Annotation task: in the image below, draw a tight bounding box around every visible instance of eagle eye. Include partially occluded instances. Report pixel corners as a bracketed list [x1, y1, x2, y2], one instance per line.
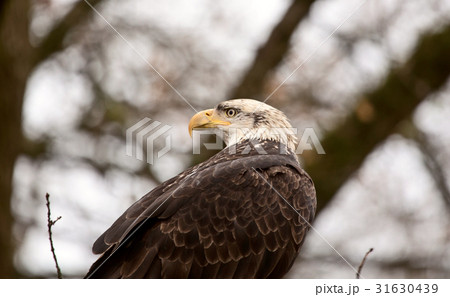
[224, 108, 238, 118]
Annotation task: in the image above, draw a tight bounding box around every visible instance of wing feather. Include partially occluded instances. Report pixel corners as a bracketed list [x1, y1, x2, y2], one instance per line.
[85, 140, 316, 279]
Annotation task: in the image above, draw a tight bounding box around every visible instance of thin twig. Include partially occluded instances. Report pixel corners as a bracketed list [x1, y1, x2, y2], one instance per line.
[356, 248, 374, 279]
[45, 193, 63, 279]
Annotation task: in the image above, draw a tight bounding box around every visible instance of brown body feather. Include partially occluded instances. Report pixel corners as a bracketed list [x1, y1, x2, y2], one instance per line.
[85, 140, 316, 278]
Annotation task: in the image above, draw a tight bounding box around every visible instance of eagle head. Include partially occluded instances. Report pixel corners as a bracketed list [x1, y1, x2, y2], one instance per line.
[189, 99, 298, 152]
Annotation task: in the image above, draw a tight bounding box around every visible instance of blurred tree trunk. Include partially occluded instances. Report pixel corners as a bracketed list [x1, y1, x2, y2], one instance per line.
[0, 0, 103, 277]
[0, 0, 33, 278]
[230, 0, 315, 99]
[303, 26, 450, 212]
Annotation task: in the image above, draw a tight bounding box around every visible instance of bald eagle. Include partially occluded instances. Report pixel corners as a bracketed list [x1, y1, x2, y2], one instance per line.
[85, 99, 316, 278]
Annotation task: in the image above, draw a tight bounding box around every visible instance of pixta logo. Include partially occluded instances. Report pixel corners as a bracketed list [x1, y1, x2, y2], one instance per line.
[126, 118, 172, 164]
[191, 127, 325, 155]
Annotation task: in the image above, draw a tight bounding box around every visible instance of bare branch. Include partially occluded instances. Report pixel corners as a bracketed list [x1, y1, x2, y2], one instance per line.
[45, 193, 63, 279]
[356, 248, 373, 279]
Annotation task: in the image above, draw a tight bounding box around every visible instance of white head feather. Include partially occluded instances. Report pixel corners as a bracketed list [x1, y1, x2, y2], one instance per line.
[213, 99, 298, 152]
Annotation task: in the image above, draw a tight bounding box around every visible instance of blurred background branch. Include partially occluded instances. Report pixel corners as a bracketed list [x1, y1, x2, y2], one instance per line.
[412, 125, 450, 209]
[230, 0, 315, 99]
[305, 26, 450, 212]
[34, 0, 104, 66]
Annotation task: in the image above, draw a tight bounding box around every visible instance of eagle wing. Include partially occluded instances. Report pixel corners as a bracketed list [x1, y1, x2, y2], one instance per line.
[86, 152, 316, 278]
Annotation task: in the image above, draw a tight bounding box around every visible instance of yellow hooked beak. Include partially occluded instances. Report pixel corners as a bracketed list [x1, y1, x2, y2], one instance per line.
[188, 109, 231, 137]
